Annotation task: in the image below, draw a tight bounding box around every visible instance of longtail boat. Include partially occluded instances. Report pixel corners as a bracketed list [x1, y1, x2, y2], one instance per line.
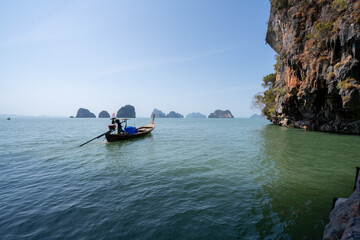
[105, 115, 155, 142]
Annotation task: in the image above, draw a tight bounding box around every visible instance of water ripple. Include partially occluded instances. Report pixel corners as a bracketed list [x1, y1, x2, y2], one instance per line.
[0, 118, 359, 239]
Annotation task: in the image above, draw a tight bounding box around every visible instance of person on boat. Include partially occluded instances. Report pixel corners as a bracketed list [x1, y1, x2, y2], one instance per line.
[108, 123, 115, 132]
[115, 119, 124, 134]
[108, 122, 116, 132]
[108, 115, 117, 132]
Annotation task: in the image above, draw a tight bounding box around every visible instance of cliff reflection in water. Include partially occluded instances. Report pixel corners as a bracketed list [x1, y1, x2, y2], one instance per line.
[237, 124, 359, 239]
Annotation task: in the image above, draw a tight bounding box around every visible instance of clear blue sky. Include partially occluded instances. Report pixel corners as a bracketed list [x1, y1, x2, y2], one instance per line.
[0, 0, 276, 117]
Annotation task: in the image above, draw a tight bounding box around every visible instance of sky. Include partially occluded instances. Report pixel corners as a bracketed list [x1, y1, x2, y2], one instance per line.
[0, 0, 276, 118]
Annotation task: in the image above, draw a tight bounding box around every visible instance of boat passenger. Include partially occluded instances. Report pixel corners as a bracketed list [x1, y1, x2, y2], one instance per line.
[115, 119, 124, 134]
[108, 117, 116, 132]
[108, 124, 116, 132]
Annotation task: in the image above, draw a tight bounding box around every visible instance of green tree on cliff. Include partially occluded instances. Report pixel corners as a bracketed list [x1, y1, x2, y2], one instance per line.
[252, 55, 281, 117]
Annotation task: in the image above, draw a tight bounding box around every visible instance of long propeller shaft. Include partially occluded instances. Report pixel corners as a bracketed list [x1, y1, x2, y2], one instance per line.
[78, 131, 110, 147]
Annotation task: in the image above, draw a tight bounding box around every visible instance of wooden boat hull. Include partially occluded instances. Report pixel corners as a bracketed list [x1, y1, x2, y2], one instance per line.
[105, 129, 153, 142]
[105, 120, 155, 143]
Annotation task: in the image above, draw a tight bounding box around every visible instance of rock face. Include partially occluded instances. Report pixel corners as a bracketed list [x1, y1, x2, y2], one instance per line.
[150, 109, 184, 118]
[76, 108, 96, 118]
[98, 110, 110, 118]
[186, 112, 206, 118]
[167, 111, 184, 118]
[266, 0, 360, 133]
[208, 110, 234, 118]
[117, 105, 136, 118]
[323, 167, 360, 239]
[151, 109, 167, 118]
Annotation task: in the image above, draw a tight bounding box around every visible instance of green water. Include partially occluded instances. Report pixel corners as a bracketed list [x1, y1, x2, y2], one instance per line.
[0, 118, 358, 239]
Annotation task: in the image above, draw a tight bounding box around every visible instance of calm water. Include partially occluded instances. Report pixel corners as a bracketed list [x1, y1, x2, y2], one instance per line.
[0, 118, 359, 239]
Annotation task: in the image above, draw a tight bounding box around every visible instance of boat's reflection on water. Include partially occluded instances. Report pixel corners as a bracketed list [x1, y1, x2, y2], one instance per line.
[104, 133, 154, 150]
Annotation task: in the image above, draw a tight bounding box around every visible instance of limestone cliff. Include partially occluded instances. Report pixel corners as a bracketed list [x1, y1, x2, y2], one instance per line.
[98, 110, 110, 118]
[75, 108, 96, 118]
[117, 105, 136, 118]
[266, 0, 360, 133]
[151, 109, 167, 118]
[150, 109, 184, 118]
[323, 167, 360, 239]
[208, 110, 234, 118]
[186, 112, 207, 118]
[166, 111, 184, 118]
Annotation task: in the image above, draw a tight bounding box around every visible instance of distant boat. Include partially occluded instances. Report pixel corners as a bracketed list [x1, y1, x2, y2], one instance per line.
[105, 115, 155, 142]
[6, 118, 10, 120]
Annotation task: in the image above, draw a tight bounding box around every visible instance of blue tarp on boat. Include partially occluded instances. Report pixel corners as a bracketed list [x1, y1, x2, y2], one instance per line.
[124, 127, 138, 135]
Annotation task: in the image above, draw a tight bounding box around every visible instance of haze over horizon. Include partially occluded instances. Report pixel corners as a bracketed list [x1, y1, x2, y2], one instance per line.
[0, 0, 276, 118]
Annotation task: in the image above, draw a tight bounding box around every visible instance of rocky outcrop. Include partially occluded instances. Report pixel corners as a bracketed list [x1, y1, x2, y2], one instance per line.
[208, 110, 234, 118]
[98, 110, 110, 118]
[151, 109, 167, 118]
[75, 108, 96, 118]
[186, 112, 206, 118]
[266, 0, 360, 133]
[117, 105, 135, 118]
[323, 167, 360, 239]
[150, 109, 185, 118]
[167, 111, 184, 118]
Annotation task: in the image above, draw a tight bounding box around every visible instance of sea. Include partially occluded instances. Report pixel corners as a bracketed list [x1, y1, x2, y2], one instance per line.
[0, 118, 359, 239]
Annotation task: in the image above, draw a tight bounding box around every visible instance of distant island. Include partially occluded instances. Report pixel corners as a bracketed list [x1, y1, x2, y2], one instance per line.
[167, 111, 183, 118]
[98, 110, 110, 118]
[76, 108, 96, 118]
[208, 110, 234, 118]
[117, 105, 136, 118]
[186, 112, 206, 118]
[151, 109, 167, 118]
[150, 109, 183, 118]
